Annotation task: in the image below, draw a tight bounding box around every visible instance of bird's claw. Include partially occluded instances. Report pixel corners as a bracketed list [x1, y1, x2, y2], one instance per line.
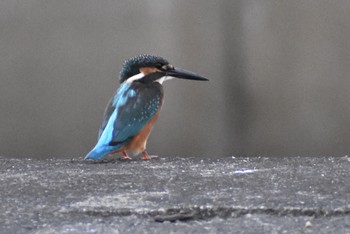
[140, 153, 158, 161]
[121, 156, 132, 160]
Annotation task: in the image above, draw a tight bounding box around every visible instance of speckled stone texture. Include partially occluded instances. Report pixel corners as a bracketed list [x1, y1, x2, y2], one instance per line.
[1, 156, 350, 233]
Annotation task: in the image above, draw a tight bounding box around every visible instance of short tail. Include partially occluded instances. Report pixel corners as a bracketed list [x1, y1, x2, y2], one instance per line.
[84, 144, 121, 160]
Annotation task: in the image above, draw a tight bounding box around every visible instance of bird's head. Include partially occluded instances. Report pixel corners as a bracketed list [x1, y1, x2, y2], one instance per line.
[119, 54, 208, 84]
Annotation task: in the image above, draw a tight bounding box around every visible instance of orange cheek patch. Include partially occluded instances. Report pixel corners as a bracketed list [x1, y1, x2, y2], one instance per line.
[140, 67, 160, 75]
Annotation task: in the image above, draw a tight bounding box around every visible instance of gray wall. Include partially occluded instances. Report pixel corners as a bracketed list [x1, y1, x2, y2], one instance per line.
[1, 0, 350, 159]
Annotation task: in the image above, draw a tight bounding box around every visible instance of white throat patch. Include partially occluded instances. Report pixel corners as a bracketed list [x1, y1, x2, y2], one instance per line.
[156, 76, 174, 84]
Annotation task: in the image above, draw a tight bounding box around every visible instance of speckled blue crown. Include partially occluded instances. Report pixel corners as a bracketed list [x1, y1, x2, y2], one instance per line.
[119, 54, 169, 83]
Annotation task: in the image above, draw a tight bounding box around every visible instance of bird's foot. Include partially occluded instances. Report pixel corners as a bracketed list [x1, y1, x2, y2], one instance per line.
[140, 155, 158, 160]
[121, 151, 132, 160]
[140, 151, 158, 160]
[142, 155, 158, 160]
[121, 156, 132, 160]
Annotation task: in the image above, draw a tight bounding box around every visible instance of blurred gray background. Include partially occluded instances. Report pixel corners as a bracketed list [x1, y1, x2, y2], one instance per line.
[1, 0, 350, 159]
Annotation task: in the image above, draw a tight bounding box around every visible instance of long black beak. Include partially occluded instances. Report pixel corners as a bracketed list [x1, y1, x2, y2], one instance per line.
[166, 67, 209, 81]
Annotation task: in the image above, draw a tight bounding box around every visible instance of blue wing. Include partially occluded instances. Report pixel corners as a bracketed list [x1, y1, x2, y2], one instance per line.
[85, 82, 163, 160]
[97, 96, 115, 139]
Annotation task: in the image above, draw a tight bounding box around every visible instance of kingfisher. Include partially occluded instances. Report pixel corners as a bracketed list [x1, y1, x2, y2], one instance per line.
[85, 54, 208, 161]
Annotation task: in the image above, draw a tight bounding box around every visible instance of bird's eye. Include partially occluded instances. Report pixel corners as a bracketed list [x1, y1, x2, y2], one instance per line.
[161, 64, 174, 71]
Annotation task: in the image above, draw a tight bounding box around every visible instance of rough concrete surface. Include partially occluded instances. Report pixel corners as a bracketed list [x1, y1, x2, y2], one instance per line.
[1, 155, 350, 233]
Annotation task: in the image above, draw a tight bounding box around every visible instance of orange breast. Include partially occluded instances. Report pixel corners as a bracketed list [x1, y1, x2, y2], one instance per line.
[126, 110, 161, 155]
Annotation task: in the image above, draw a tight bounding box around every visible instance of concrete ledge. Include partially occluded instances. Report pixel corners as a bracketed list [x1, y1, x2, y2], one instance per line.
[1, 156, 350, 233]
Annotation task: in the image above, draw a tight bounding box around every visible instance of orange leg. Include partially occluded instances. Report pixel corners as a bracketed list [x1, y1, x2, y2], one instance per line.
[140, 150, 158, 161]
[109, 147, 131, 160]
[121, 151, 132, 160]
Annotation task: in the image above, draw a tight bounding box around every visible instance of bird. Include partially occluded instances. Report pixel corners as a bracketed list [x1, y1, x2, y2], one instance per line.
[85, 54, 208, 161]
